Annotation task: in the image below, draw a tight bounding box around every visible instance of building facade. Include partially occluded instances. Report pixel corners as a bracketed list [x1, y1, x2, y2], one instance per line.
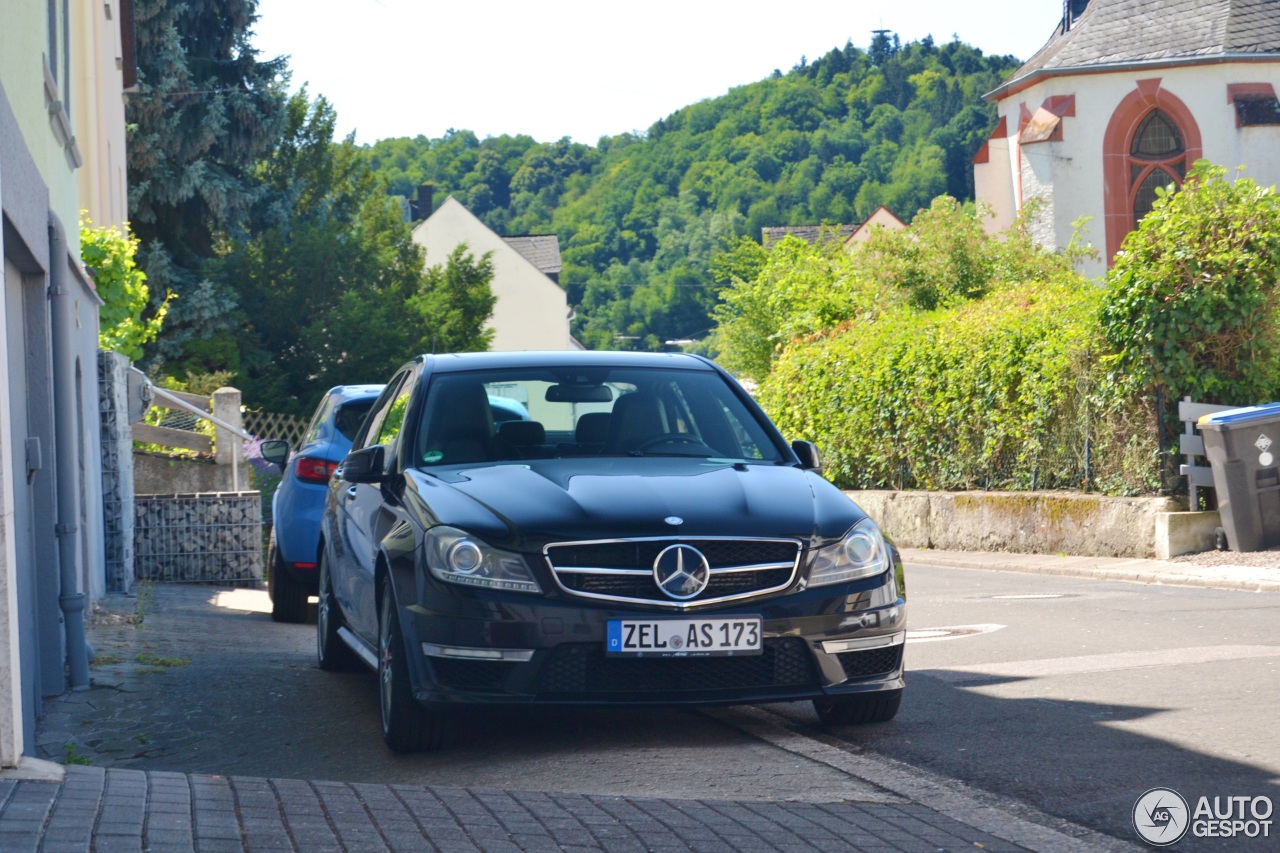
[413, 196, 577, 352]
[974, 0, 1280, 280]
[1, 0, 131, 764]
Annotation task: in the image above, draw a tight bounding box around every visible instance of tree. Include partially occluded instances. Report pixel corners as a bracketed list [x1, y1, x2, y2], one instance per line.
[1099, 161, 1280, 407]
[127, 0, 287, 369]
[363, 34, 1018, 352]
[81, 218, 169, 360]
[410, 245, 497, 355]
[215, 92, 490, 413]
[713, 197, 1085, 381]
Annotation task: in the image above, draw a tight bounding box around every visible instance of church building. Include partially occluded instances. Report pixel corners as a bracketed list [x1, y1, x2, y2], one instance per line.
[974, 0, 1280, 279]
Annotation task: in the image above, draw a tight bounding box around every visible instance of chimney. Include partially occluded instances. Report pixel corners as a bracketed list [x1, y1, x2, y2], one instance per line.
[415, 183, 435, 221]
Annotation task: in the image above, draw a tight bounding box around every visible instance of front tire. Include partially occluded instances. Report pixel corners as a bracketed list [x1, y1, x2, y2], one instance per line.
[814, 690, 902, 726]
[269, 536, 308, 624]
[378, 585, 447, 753]
[316, 552, 359, 672]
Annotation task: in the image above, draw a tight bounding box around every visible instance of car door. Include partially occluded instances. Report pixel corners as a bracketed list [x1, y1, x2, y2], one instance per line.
[334, 368, 417, 645]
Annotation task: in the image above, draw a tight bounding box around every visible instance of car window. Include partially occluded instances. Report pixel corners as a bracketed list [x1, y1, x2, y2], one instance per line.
[359, 373, 410, 451]
[333, 400, 375, 442]
[374, 387, 412, 449]
[302, 394, 335, 447]
[412, 366, 783, 466]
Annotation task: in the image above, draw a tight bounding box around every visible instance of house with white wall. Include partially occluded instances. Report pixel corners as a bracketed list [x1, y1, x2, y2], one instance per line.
[1, 0, 131, 766]
[974, 0, 1280, 280]
[412, 196, 577, 352]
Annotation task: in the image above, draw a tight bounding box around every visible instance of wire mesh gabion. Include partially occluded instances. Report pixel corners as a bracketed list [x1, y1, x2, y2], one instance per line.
[134, 492, 264, 585]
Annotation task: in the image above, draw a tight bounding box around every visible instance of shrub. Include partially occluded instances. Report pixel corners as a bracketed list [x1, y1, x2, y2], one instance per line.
[80, 218, 169, 360]
[1100, 161, 1280, 407]
[758, 278, 1117, 491]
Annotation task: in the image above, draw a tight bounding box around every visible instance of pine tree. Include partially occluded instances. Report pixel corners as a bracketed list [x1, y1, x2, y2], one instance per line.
[127, 0, 287, 369]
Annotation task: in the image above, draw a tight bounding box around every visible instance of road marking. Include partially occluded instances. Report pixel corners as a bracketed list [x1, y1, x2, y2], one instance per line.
[990, 593, 1071, 600]
[704, 705, 1132, 853]
[907, 623, 1006, 643]
[918, 644, 1280, 684]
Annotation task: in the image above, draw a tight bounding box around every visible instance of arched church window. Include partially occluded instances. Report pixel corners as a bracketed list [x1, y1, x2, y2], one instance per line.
[1129, 110, 1186, 223]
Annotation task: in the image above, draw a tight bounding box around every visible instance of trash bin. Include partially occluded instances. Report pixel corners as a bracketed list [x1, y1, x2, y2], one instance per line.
[1198, 403, 1280, 551]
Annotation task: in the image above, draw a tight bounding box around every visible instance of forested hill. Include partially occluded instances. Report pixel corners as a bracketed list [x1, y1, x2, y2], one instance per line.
[367, 34, 1021, 350]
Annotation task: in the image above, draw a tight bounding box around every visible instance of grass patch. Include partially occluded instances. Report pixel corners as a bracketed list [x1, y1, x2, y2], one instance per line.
[134, 581, 155, 625]
[63, 743, 92, 766]
[91, 653, 123, 667]
[135, 652, 189, 668]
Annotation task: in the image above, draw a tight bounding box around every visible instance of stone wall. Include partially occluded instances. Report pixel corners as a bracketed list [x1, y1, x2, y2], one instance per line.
[846, 490, 1184, 559]
[133, 453, 235, 495]
[134, 493, 263, 584]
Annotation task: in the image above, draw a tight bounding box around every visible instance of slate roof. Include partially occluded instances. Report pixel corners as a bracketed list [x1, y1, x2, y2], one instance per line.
[502, 235, 562, 276]
[994, 0, 1280, 97]
[761, 224, 857, 247]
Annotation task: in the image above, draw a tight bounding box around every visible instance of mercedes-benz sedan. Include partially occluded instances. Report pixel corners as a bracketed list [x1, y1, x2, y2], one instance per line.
[318, 351, 906, 752]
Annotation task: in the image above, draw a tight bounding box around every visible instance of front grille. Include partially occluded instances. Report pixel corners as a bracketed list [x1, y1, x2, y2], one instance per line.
[430, 659, 518, 690]
[835, 645, 903, 680]
[537, 637, 818, 696]
[545, 537, 801, 608]
[559, 568, 794, 599]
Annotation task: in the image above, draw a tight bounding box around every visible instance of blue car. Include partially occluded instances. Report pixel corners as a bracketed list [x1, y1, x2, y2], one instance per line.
[264, 386, 529, 622]
[268, 385, 384, 622]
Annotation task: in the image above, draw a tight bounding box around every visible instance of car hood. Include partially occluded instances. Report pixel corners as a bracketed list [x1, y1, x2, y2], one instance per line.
[403, 458, 865, 549]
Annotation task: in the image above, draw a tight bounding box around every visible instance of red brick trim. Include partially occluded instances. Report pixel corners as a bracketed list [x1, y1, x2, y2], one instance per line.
[1044, 94, 1077, 117]
[1102, 80, 1203, 264]
[972, 116, 1007, 165]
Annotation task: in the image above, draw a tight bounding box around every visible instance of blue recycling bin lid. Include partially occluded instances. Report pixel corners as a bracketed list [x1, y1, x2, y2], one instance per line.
[1198, 402, 1280, 429]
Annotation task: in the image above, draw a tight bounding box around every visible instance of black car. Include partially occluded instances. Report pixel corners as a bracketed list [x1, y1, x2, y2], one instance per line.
[318, 351, 906, 752]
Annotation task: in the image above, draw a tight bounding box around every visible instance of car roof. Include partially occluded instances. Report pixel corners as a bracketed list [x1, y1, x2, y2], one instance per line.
[419, 351, 716, 374]
[326, 384, 385, 404]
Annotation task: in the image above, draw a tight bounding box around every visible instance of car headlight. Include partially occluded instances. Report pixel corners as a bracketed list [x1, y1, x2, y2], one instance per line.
[808, 518, 890, 587]
[424, 526, 542, 593]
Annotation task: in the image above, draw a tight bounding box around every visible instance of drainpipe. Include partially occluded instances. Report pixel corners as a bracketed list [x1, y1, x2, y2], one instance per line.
[47, 214, 90, 691]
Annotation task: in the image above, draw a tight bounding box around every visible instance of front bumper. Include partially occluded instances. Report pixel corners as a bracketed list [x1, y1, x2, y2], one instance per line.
[399, 573, 905, 707]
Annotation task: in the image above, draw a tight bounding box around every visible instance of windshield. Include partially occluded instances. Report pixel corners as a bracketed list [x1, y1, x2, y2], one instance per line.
[412, 366, 784, 468]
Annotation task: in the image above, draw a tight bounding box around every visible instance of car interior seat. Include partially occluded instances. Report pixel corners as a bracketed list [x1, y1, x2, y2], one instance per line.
[422, 381, 495, 464]
[497, 420, 547, 459]
[605, 392, 669, 452]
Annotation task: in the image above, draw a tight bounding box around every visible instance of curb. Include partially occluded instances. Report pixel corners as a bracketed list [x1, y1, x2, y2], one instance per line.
[899, 548, 1280, 594]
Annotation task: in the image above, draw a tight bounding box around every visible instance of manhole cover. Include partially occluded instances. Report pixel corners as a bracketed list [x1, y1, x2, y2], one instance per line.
[906, 623, 1006, 643]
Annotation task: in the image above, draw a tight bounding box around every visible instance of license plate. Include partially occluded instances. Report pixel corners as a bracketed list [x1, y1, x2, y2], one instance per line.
[606, 617, 762, 657]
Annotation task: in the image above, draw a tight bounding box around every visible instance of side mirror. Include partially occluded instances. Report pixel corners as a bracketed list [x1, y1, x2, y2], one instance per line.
[341, 445, 387, 484]
[791, 440, 822, 473]
[260, 439, 290, 468]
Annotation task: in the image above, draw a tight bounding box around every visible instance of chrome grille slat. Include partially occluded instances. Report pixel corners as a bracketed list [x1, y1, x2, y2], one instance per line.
[544, 536, 802, 610]
[708, 562, 794, 574]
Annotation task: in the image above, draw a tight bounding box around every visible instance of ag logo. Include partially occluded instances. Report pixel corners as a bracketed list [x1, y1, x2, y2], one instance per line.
[1133, 787, 1190, 846]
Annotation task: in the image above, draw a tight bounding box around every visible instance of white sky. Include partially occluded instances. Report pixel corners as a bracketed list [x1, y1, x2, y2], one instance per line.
[251, 0, 1067, 145]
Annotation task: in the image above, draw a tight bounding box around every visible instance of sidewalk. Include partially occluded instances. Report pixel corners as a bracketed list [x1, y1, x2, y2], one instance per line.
[0, 762, 1116, 853]
[4, 547, 1249, 852]
[900, 546, 1280, 593]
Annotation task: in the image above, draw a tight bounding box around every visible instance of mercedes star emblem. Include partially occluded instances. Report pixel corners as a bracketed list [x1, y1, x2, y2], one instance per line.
[653, 544, 711, 600]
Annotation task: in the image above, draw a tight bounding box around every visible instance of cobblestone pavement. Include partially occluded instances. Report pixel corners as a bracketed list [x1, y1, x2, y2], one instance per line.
[9, 556, 1166, 852]
[0, 765, 1044, 853]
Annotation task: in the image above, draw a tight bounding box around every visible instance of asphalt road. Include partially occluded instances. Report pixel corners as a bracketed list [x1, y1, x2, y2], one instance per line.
[815, 563, 1280, 851]
[38, 561, 1280, 851]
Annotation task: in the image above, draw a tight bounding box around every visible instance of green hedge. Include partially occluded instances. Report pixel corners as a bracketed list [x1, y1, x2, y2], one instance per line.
[758, 278, 1116, 491]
